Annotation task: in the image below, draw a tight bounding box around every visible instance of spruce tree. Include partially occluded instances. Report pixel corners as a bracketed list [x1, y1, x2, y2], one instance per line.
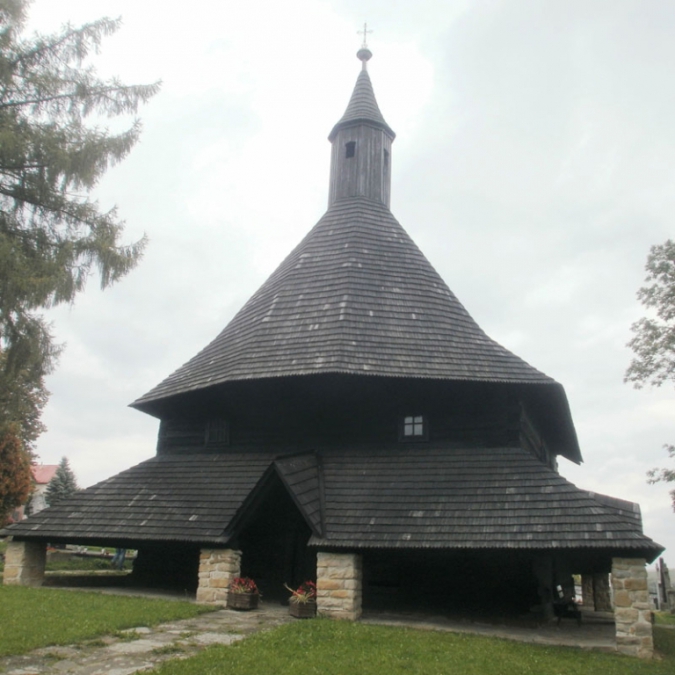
[45, 456, 78, 506]
[0, 1, 159, 432]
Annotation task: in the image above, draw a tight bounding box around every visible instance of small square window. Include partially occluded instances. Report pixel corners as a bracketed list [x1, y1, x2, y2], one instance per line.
[205, 418, 229, 446]
[400, 415, 428, 441]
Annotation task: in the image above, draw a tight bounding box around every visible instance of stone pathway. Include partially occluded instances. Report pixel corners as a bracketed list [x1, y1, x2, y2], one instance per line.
[0, 604, 292, 675]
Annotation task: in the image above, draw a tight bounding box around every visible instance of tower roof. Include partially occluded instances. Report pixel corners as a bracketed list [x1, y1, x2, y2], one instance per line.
[134, 197, 555, 406]
[329, 67, 395, 141]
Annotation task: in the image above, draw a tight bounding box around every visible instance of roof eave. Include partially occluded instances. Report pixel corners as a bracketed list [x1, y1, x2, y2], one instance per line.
[131, 370, 561, 411]
[307, 539, 665, 562]
[328, 117, 396, 142]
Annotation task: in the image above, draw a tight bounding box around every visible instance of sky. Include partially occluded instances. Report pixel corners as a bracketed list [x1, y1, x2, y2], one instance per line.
[21, 0, 675, 561]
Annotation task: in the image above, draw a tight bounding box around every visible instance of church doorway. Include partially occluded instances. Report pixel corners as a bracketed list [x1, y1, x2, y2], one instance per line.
[236, 478, 315, 602]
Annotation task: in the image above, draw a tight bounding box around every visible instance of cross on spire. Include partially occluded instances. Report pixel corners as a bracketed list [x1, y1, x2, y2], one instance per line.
[357, 23, 372, 49]
[356, 23, 373, 70]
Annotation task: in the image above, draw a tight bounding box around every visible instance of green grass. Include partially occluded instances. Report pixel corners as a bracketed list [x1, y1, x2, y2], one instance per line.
[153, 644, 189, 656]
[656, 627, 675, 654]
[147, 620, 675, 675]
[45, 555, 132, 572]
[0, 585, 215, 657]
[0, 539, 6, 574]
[112, 629, 144, 641]
[654, 611, 675, 626]
[0, 541, 132, 576]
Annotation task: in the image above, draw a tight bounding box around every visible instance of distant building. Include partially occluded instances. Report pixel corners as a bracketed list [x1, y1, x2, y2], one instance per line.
[7, 464, 57, 523]
[27, 465, 58, 516]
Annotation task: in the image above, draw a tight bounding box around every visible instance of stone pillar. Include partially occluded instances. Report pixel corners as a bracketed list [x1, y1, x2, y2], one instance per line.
[317, 551, 362, 621]
[3, 540, 46, 586]
[581, 575, 595, 608]
[611, 558, 653, 659]
[593, 572, 613, 612]
[196, 548, 241, 604]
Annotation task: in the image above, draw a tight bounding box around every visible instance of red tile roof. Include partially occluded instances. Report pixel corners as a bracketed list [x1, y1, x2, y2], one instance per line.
[32, 464, 57, 485]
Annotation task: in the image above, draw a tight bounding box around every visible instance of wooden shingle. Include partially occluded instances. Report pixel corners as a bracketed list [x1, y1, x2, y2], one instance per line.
[4, 445, 661, 560]
[328, 68, 395, 141]
[134, 198, 558, 407]
[3, 454, 274, 545]
[311, 444, 661, 556]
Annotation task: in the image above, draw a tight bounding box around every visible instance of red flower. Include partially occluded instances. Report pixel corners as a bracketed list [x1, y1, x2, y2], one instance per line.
[285, 580, 317, 603]
[229, 577, 258, 594]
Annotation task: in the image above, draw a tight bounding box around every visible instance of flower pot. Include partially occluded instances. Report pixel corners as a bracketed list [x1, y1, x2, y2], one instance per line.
[227, 592, 259, 611]
[289, 601, 317, 619]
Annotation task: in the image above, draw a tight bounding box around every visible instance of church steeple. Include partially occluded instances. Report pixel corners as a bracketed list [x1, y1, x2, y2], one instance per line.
[328, 47, 396, 207]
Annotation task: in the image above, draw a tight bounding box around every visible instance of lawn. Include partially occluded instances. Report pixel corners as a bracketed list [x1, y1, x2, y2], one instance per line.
[45, 553, 132, 572]
[0, 585, 215, 656]
[0, 541, 132, 574]
[654, 611, 675, 626]
[147, 620, 675, 675]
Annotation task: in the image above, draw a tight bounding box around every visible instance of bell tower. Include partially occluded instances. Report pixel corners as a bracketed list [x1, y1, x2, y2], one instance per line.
[327, 45, 396, 208]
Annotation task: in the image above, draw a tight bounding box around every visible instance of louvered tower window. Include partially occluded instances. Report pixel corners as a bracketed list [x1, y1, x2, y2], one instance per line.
[345, 141, 356, 158]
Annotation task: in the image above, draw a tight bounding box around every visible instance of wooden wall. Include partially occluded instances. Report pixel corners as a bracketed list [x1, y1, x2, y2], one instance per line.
[328, 124, 392, 207]
[155, 375, 552, 464]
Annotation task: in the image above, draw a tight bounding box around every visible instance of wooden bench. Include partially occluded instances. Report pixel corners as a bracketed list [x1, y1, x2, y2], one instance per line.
[553, 599, 582, 626]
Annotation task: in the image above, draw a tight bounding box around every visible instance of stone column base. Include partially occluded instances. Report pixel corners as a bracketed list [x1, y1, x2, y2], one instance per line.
[196, 548, 241, 604]
[3, 540, 46, 586]
[612, 557, 653, 659]
[317, 551, 362, 621]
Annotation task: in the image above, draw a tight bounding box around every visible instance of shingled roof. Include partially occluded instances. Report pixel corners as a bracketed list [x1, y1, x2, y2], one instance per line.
[312, 445, 661, 554]
[134, 197, 556, 408]
[274, 453, 324, 536]
[328, 68, 395, 141]
[3, 447, 662, 561]
[2, 454, 275, 545]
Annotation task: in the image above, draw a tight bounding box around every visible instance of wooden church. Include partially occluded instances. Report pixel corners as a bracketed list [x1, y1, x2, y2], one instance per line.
[3, 45, 662, 654]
